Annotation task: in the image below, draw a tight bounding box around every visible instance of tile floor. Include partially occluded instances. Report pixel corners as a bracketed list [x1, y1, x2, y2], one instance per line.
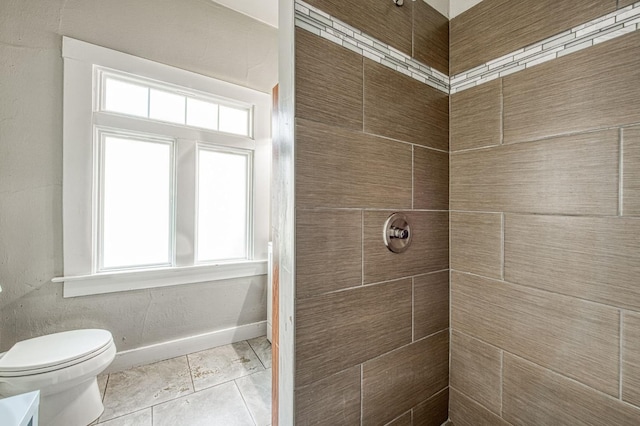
[93, 336, 272, 426]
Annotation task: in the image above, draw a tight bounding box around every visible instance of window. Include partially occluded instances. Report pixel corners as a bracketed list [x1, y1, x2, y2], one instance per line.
[57, 37, 271, 297]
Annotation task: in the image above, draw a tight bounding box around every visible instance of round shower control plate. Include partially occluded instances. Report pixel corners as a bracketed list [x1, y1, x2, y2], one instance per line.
[383, 213, 412, 254]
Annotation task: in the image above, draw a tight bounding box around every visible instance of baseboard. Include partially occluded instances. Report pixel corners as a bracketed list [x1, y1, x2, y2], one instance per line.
[106, 321, 267, 373]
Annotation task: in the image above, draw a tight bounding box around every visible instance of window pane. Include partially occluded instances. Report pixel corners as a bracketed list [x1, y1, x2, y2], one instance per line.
[104, 78, 149, 117]
[101, 136, 172, 269]
[149, 89, 186, 124]
[186, 98, 218, 130]
[197, 149, 248, 262]
[219, 105, 249, 136]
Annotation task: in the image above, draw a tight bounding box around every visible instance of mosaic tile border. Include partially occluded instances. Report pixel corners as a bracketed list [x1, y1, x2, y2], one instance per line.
[294, 0, 640, 95]
[450, 1, 640, 93]
[294, 0, 450, 94]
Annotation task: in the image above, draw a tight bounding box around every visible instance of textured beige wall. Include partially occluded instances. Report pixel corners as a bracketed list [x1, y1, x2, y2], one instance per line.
[0, 0, 277, 352]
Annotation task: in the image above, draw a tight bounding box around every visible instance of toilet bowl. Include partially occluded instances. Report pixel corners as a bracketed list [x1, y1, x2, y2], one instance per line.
[0, 329, 116, 426]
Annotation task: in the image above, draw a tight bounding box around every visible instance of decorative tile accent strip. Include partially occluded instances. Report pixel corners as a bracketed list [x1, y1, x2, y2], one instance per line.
[294, 0, 640, 95]
[450, 1, 640, 93]
[294, 0, 450, 94]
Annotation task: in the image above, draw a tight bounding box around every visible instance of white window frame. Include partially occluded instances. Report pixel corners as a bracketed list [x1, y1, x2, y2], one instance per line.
[56, 37, 271, 297]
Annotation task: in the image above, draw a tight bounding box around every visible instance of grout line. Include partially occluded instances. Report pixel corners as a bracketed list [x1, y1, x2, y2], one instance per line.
[451, 386, 517, 426]
[360, 364, 364, 426]
[298, 268, 451, 301]
[383, 409, 413, 426]
[619, 127, 624, 216]
[361, 328, 449, 366]
[361, 210, 365, 286]
[99, 407, 152, 425]
[410, 0, 414, 59]
[411, 145, 415, 209]
[360, 130, 450, 153]
[297, 207, 450, 213]
[620, 310, 624, 400]
[501, 212, 505, 280]
[449, 209, 640, 219]
[500, 79, 504, 145]
[451, 269, 640, 312]
[362, 54, 365, 132]
[412, 277, 415, 342]
[247, 338, 268, 370]
[102, 374, 110, 403]
[448, 270, 452, 386]
[453, 328, 504, 353]
[507, 352, 640, 412]
[234, 379, 259, 426]
[500, 350, 504, 417]
[185, 352, 196, 392]
[451, 122, 636, 155]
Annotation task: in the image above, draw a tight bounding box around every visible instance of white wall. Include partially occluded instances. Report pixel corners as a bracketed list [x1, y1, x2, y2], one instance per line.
[0, 0, 277, 352]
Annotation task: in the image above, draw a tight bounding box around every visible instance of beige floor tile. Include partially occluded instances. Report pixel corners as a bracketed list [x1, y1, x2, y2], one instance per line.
[248, 336, 272, 369]
[235, 369, 272, 426]
[100, 356, 193, 422]
[153, 381, 254, 426]
[97, 408, 151, 426]
[188, 341, 264, 391]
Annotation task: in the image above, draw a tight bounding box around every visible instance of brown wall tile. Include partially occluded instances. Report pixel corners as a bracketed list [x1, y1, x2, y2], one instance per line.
[449, 388, 510, 426]
[304, 0, 413, 56]
[450, 130, 619, 215]
[364, 59, 449, 150]
[414, 146, 449, 210]
[450, 0, 616, 75]
[362, 331, 449, 426]
[295, 28, 363, 130]
[296, 279, 412, 387]
[503, 354, 640, 425]
[450, 212, 502, 279]
[623, 312, 640, 407]
[450, 79, 502, 152]
[413, 271, 449, 340]
[295, 366, 361, 425]
[363, 211, 448, 284]
[386, 412, 412, 426]
[624, 126, 640, 215]
[413, 0, 449, 75]
[450, 331, 502, 415]
[505, 214, 640, 311]
[451, 271, 620, 396]
[296, 119, 412, 209]
[620, 0, 636, 7]
[503, 31, 640, 143]
[413, 388, 449, 426]
[296, 209, 362, 299]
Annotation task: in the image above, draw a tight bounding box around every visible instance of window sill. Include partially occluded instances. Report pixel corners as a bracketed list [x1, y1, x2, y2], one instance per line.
[52, 260, 268, 298]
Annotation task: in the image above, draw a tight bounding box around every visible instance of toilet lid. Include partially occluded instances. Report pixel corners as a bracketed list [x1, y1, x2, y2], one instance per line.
[0, 329, 113, 374]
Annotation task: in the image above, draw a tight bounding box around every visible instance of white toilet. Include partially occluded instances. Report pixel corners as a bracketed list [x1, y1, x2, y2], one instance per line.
[0, 329, 116, 426]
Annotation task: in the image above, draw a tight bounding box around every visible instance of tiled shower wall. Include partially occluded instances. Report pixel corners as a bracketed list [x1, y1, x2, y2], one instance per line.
[292, 0, 450, 424]
[449, 0, 640, 424]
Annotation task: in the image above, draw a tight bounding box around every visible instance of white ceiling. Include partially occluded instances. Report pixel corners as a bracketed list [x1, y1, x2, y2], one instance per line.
[424, 0, 484, 19]
[211, 0, 278, 28]
[210, 0, 483, 29]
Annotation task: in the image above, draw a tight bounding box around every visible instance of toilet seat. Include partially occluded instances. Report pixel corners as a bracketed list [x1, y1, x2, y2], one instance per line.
[0, 329, 114, 377]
